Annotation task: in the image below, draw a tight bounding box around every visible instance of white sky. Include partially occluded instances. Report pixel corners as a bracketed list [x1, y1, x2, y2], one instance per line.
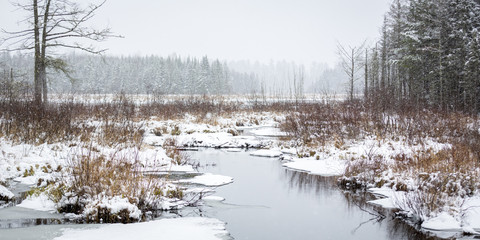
[0, 0, 391, 66]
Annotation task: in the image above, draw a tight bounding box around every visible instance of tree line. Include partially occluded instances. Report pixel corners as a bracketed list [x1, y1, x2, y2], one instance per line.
[364, 0, 480, 113]
[0, 53, 257, 97]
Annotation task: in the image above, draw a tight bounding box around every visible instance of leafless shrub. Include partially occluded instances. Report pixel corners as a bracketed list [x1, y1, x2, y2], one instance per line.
[55, 145, 168, 222]
[163, 138, 191, 165]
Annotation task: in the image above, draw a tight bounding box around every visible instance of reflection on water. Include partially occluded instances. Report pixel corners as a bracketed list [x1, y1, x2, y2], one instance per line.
[188, 148, 446, 240]
[0, 218, 65, 229]
[283, 169, 337, 195]
[285, 167, 445, 240]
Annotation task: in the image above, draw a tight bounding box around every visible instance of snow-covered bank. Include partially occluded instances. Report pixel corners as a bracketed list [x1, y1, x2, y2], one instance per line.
[3, 99, 475, 239]
[179, 173, 234, 187]
[53, 217, 229, 240]
[368, 187, 480, 234]
[283, 157, 346, 176]
[0, 185, 14, 202]
[250, 149, 283, 158]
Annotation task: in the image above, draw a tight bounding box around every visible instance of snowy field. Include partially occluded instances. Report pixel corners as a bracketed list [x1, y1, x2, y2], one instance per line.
[47, 93, 347, 105]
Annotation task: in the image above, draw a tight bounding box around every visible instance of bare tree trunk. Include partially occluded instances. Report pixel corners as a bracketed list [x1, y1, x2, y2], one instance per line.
[33, 0, 42, 106]
[364, 48, 368, 99]
[41, 0, 51, 104]
[350, 48, 355, 101]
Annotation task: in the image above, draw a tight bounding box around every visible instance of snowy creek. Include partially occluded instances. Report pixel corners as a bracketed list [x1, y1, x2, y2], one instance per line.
[181, 148, 441, 240]
[0, 146, 443, 239]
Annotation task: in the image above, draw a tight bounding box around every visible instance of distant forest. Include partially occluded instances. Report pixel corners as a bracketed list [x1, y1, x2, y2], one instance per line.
[1, 54, 248, 95]
[0, 53, 349, 97]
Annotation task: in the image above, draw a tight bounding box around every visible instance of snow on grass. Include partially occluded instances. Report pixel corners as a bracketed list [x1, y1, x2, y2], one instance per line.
[53, 217, 229, 240]
[83, 196, 142, 220]
[143, 112, 283, 149]
[180, 173, 233, 187]
[177, 132, 264, 148]
[250, 149, 283, 158]
[0, 140, 64, 185]
[367, 188, 480, 234]
[250, 127, 287, 137]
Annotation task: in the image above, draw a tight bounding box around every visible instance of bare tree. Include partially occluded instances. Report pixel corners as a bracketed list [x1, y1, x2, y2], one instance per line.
[364, 48, 368, 99]
[337, 41, 366, 101]
[1, 0, 117, 106]
[293, 65, 305, 105]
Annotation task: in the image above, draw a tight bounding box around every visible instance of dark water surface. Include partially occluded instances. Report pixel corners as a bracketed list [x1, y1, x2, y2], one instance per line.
[187, 148, 440, 240]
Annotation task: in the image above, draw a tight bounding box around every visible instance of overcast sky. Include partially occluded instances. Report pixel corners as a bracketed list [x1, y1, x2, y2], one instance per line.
[0, 0, 391, 66]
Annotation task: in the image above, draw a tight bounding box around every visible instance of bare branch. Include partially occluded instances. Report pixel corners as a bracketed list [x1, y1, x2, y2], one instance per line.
[46, 42, 107, 54]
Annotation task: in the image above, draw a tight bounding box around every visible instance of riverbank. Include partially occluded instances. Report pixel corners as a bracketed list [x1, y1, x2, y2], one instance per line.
[0, 99, 285, 239]
[1, 98, 479, 238]
[278, 101, 480, 237]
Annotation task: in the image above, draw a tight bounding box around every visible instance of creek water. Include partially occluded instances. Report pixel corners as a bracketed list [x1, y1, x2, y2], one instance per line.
[185, 148, 439, 240]
[0, 148, 442, 240]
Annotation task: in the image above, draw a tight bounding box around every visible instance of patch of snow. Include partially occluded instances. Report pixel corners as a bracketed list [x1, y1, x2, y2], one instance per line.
[369, 188, 396, 198]
[180, 173, 233, 187]
[0, 185, 14, 200]
[461, 196, 480, 231]
[283, 158, 346, 176]
[84, 196, 142, 220]
[53, 217, 229, 240]
[367, 188, 398, 209]
[158, 164, 196, 173]
[203, 196, 225, 202]
[250, 149, 282, 158]
[368, 198, 397, 209]
[422, 212, 461, 231]
[280, 148, 297, 155]
[226, 148, 242, 152]
[17, 193, 56, 212]
[184, 188, 215, 194]
[250, 127, 287, 137]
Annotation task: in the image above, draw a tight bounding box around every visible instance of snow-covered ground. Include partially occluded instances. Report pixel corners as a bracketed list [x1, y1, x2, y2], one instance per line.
[278, 134, 480, 237]
[368, 187, 480, 235]
[53, 217, 229, 240]
[0, 111, 282, 238]
[1, 108, 477, 238]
